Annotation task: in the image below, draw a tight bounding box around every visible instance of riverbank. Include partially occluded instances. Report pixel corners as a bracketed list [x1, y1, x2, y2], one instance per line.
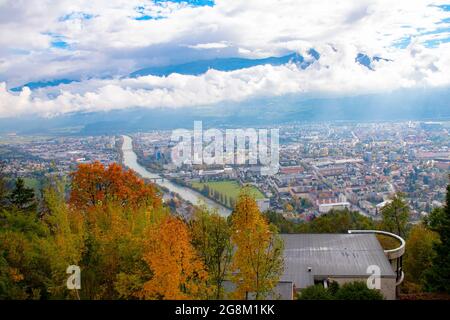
[120, 135, 231, 216]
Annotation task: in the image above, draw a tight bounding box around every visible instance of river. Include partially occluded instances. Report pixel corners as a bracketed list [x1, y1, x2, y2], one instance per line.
[121, 135, 231, 216]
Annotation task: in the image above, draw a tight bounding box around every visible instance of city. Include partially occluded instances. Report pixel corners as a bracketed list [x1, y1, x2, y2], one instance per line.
[1, 120, 448, 224]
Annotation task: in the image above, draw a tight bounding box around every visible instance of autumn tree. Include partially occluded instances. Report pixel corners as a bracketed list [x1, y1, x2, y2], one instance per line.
[39, 180, 85, 299]
[1, 163, 211, 300]
[230, 189, 284, 300]
[0, 229, 41, 299]
[0, 204, 49, 299]
[140, 215, 208, 300]
[403, 224, 439, 291]
[68, 162, 165, 299]
[70, 161, 161, 212]
[189, 206, 233, 299]
[65, 161, 162, 298]
[380, 192, 410, 237]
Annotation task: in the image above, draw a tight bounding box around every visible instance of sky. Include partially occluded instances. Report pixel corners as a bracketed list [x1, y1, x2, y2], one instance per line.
[0, 0, 449, 118]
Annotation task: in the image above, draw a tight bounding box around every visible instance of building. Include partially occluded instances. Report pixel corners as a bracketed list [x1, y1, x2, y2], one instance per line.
[318, 201, 351, 213]
[256, 198, 270, 212]
[280, 232, 404, 300]
[317, 193, 350, 213]
[318, 165, 346, 176]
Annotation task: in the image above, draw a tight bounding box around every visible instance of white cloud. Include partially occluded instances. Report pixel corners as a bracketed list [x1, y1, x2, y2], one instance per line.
[1, 41, 450, 118]
[188, 42, 229, 49]
[0, 0, 449, 117]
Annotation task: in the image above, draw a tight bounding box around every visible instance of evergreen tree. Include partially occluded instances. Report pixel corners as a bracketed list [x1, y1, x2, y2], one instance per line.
[425, 180, 450, 293]
[9, 178, 36, 212]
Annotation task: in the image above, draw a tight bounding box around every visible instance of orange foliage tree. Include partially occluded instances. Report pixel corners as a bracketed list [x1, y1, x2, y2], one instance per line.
[81, 204, 166, 299]
[68, 161, 166, 298]
[69, 161, 161, 211]
[140, 215, 209, 300]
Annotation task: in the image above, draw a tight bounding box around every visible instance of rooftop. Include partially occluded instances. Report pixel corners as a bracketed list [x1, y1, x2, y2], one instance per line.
[281, 233, 396, 288]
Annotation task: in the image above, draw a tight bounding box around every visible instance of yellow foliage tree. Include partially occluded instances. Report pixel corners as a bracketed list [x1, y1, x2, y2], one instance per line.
[403, 224, 440, 291]
[230, 189, 284, 299]
[40, 181, 85, 299]
[81, 204, 168, 299]
[189, 205, 233, 299]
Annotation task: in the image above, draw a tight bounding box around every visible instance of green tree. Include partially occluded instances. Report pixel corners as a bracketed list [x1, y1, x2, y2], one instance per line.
[380, 193, 409, 237]
[424, 207, 446, 232]
[297, 284, 333, 300]
[0, 206, 50, 299]
[334, 281, 384, 300]
[264, 211, 302, 233]
[425, 180, 450, 293]
[9, 178, 36, 212]
[298, 281, 383, 300]
[303, 209, 375, 233]
[403, 224, 439, 290]
[189, 206, 233, 299]
[0, 162, 8, 210]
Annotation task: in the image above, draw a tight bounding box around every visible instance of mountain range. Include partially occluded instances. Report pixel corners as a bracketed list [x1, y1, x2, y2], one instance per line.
[11, 49, 386, 92]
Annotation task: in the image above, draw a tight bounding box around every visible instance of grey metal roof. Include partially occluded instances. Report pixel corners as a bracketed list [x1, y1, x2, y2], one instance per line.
[281, 234, 396, 288]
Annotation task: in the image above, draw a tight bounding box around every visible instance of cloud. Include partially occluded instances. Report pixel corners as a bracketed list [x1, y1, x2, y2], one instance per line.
[1, 41, 450, 118]
[188, 42, 229, 49]
[0, 0, 449, 117]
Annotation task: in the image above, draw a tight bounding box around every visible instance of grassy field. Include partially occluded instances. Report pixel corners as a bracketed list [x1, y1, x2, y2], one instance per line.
[191, 180, 265, 208]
